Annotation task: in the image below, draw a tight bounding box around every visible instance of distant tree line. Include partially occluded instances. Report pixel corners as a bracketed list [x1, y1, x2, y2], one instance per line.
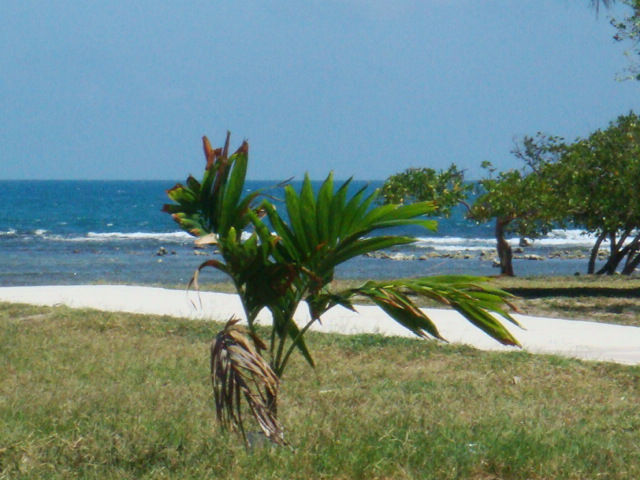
[381, 111, 640, 277]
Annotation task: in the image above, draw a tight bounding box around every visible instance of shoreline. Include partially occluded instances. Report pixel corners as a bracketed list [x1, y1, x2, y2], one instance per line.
[3, 248, 631, 288]
[1, 284, 639, 366]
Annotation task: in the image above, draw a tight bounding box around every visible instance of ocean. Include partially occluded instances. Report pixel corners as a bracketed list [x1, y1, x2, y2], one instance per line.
[0, 180, 612, 287]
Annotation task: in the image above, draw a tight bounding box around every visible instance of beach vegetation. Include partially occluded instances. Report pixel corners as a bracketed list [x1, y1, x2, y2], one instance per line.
[510, 112, 640, 275]
[380, 136, 564, 277]
[383, 112, 640, 276]
[552, 112, 640, 274]
[478, 113, 640, 276]
[611, 0, 640, 79]
[379, 164, 472, 216]
[163, 132, 521, 446]
[1, 303, 638, 479]
[467, 158, 560, 277]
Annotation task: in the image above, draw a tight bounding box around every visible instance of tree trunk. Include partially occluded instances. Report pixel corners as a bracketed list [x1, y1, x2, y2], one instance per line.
[495, 217, 514, 276]
[588, 232, 606, 274]
[596, 231, 631, 275]
[622, 251, 640, 275]
[596, 232, 618, 275]
[621, 234, 640, 275]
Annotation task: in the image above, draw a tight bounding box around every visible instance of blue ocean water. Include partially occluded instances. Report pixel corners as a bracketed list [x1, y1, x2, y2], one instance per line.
[0, 180, 603, 287]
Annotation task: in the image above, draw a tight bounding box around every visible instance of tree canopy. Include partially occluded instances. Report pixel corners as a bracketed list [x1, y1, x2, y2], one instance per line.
[486, 112, 640, 275]
[379, 165, 472, 217]
[468, 160, 560, 276]
[475, 113, 640, 275]
[380, 112, 640, 277]
[553, 111, 640, 273]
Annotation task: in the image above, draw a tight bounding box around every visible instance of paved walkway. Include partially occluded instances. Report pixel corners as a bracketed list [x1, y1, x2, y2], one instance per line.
[1, 285, 638, 365]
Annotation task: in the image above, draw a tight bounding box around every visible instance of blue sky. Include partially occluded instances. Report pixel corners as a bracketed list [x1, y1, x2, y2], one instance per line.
[1, 1, 639, 181]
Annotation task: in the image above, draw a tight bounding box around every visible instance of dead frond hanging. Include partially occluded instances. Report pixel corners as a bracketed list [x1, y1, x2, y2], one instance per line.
[210, 318, 286, 446]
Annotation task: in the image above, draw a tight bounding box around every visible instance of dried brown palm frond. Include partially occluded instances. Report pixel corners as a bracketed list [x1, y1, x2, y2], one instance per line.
[210, 318, 286, 447]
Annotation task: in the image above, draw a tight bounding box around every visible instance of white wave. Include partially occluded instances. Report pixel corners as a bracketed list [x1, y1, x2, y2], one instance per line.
[518, 229, 638, 248]
[34, 229, 48, 236]
[414, 237, 494, 252]
[413, 229, 617, 252]
[29, 229, 257, 243]
[0, 228, 17, 236]
[43, 231, 194, 243]
[87, 232, 192, 240]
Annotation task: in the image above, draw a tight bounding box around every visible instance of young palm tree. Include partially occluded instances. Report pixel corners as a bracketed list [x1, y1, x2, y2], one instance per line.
[164, 133, 521, 446]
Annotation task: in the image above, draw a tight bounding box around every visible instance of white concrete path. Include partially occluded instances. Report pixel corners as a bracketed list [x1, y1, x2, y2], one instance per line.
[0, 285, 638, 366]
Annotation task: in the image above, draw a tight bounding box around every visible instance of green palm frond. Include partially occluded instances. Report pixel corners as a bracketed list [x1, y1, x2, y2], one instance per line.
[266, 172, 437, 283]
[339, 276, 521, 347]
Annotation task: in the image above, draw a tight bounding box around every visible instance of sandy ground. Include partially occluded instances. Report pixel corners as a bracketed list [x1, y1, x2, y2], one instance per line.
[0, 285, 638, 366]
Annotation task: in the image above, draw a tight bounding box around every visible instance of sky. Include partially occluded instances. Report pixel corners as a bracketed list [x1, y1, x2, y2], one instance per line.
[1, 1, 639, 181]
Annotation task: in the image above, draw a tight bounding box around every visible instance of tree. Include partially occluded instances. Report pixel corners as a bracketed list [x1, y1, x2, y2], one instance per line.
[509, 113, 640, 275]
[380, 165, 473, 216]
[379, 136, 565, 277]
[585, 0, 640, 80]
[611, 0, 640, 79]
[164, 132, 521, 446]
[555, 112, 640, 274]
[468, 159, 560, 277]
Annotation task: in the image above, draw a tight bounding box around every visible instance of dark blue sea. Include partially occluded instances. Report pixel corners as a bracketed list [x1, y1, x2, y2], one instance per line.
[0, 180, 606, 287]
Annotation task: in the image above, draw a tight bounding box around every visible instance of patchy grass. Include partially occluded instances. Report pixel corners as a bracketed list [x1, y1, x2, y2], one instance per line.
[1, 303, 638, 479]
[492, 276, 640, 327]
[511, 296, 640, 326]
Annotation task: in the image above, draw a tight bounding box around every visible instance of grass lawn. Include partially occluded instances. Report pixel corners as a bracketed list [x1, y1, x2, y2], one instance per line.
[1, 301, 638, 479]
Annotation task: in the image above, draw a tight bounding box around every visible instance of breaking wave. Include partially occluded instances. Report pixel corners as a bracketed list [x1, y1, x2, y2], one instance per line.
[414, 229, 603, 252]
[39, 231, 194, 243]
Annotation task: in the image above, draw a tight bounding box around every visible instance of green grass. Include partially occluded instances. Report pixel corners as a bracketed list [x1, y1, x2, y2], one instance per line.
[491, 276, 640, 327]
[1, 303, 638, 479]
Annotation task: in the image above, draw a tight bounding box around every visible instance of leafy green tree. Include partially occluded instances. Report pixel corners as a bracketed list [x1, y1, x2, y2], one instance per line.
[379, 135, 565, 277]
[380, 165, 473, 216]
[583, 0, 640, 80]
[164, 132, 520, 446]
[468, 159, 561, 277]
[509, 113, 640, 275]
[555, 112, 640, 274]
